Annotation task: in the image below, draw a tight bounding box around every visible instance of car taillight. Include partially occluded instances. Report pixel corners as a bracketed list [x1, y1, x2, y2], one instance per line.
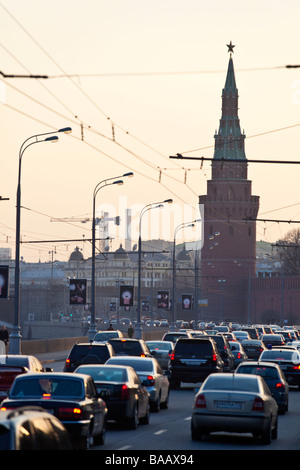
[293, 364, 300, 370]
[146, 375, 155, 386]
[65, 359, 71, 369]
[276, 382, 284, 389]
[212, 353, 217, 362]
[237, 352, 242, 359]
[58, 407, 82, 418]
[195, 394, 206, 409]
[121, 384, 130, 400]
[170, 351, 175, 361]
[252, 396, 264, 412]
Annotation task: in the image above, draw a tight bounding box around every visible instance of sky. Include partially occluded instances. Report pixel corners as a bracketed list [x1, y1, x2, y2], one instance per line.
[0, 0, 299, 263]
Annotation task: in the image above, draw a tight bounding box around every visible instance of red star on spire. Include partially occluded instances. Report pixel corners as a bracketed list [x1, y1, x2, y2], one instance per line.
[227, 41, 235, 53]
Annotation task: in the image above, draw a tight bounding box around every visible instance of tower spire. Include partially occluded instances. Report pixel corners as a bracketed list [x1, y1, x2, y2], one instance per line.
[213, 42, 246, 161]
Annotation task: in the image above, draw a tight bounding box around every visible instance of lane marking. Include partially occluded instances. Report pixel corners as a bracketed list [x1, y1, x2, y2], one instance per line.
[154, 429, 167, 435]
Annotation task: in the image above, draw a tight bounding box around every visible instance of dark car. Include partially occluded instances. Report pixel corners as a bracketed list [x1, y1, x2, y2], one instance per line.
[169, 337, 224, 389]
[228, 341, 248, 367]
[259, 348, 300, 389]
[63, 342, 115, 372]
[108, 338, 152, 357]
[74, 364, 150, 429]
[241, 327, 259, 340]
[241, 340, 267, 360]
[0, 355, 53, 403]
[1, 373, 107, 449]
[260, 334, 285, 348]
[259, 349, 300, 389]
[205, 334, 235, 372]
[106, 356, 170, 411]
[0, 407, 73, 450]
[235, 361, 289, 414]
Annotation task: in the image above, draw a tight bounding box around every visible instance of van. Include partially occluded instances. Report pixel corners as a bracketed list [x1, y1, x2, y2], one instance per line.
[169, 338, 224, 389]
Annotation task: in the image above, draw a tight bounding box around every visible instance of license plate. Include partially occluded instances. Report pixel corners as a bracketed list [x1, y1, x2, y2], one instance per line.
[215, 401, 243, 409]
[180, 359, 204, 365]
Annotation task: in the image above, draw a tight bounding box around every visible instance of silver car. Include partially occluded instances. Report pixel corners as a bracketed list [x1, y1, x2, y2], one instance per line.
[106, 356, 170, 412]
[145, 341, 174, 369]
[191, 373, 278, 444]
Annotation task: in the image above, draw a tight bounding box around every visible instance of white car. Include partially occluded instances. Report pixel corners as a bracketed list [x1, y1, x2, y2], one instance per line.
[191, 373, 278, 444]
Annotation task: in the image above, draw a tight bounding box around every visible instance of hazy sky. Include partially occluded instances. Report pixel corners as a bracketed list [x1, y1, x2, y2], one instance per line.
[0, 0, 299, 262]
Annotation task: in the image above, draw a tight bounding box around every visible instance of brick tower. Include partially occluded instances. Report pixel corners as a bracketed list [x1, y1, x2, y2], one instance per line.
[199, 43, 260, 323]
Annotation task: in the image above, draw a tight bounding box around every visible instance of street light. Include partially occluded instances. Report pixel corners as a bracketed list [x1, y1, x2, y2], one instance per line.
[171, 219, 200, 331]
[136, 199, 173, 339]
[89, 172, 134, 341]
[10, 127, 72, 354]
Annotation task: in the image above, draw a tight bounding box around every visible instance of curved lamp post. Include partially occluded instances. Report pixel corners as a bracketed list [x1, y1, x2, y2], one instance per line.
[89, 172, 134, 341]
[10, 127, 72, 354]
[136, 198, 173, 339]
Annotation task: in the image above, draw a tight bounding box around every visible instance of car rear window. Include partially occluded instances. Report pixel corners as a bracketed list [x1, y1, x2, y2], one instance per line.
[110, 340, 142, 355]
[11, 378, 84, 398]
[147, 342, 172, 351]
[109, 358, 153, 372]
[260, 350, 300, 361]
[203, 375, 259, 392]
[237, 365, 279, 379]
[94, 332, 119, 341]
[70, 345, 110, 360]
[76, 366, 127, 382]
[175, 340, 213, 358]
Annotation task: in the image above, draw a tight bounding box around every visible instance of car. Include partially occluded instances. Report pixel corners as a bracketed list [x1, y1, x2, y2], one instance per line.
[191, 373, 278, 444]
[145, 341, 174, 369]
[259, 349, 300, 389]
[169, 337, 224, 389]
[260, 334, 285, 348]
[232, 331, 251, 342]
[0, 406, 73, 450]
[235, 361, 289, 414]
[1, 372, 107, 449]
[63, 342, 115, 372]
[106, 356, 170, 411]
[108, 338, 152, 357]
[212, 325, 230, 334]
[0, 355, 53, 403]
[161, 331, 192, 343]
[228, 341, 248, 367]
[74, 364, 150, 429]
[204, 334, 235, 372]
[241, 340, 267, 360]
[93, 330, 123, 342]
[241, 327, 259, 340]
[287, 341, 300, 351]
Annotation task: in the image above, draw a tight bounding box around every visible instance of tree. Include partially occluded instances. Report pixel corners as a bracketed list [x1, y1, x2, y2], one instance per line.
[276, 228, 300, 275]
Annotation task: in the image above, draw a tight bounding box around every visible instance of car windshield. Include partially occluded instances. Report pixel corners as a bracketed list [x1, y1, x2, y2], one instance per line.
[10, 378, 84, 398]
[237, 366, 279, 379]
[175, 341, 213, 358]
[203, 375, 259, 392]
[109, 359, 153, 372]
[76, 366, 127, 382]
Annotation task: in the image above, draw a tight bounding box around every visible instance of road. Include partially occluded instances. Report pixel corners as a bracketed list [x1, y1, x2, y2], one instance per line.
[51, 358, 300, 451]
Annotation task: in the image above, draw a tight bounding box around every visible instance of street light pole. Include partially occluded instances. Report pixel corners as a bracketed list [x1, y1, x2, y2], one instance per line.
[10, 127, 72, 354]
[171, 220, 200, 331]
[89, 172, 133, 341]
[136, 199, 173, 339]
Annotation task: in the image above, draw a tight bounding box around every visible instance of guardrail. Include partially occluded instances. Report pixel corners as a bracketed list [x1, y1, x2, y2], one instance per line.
[20, 329, 168, 356]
